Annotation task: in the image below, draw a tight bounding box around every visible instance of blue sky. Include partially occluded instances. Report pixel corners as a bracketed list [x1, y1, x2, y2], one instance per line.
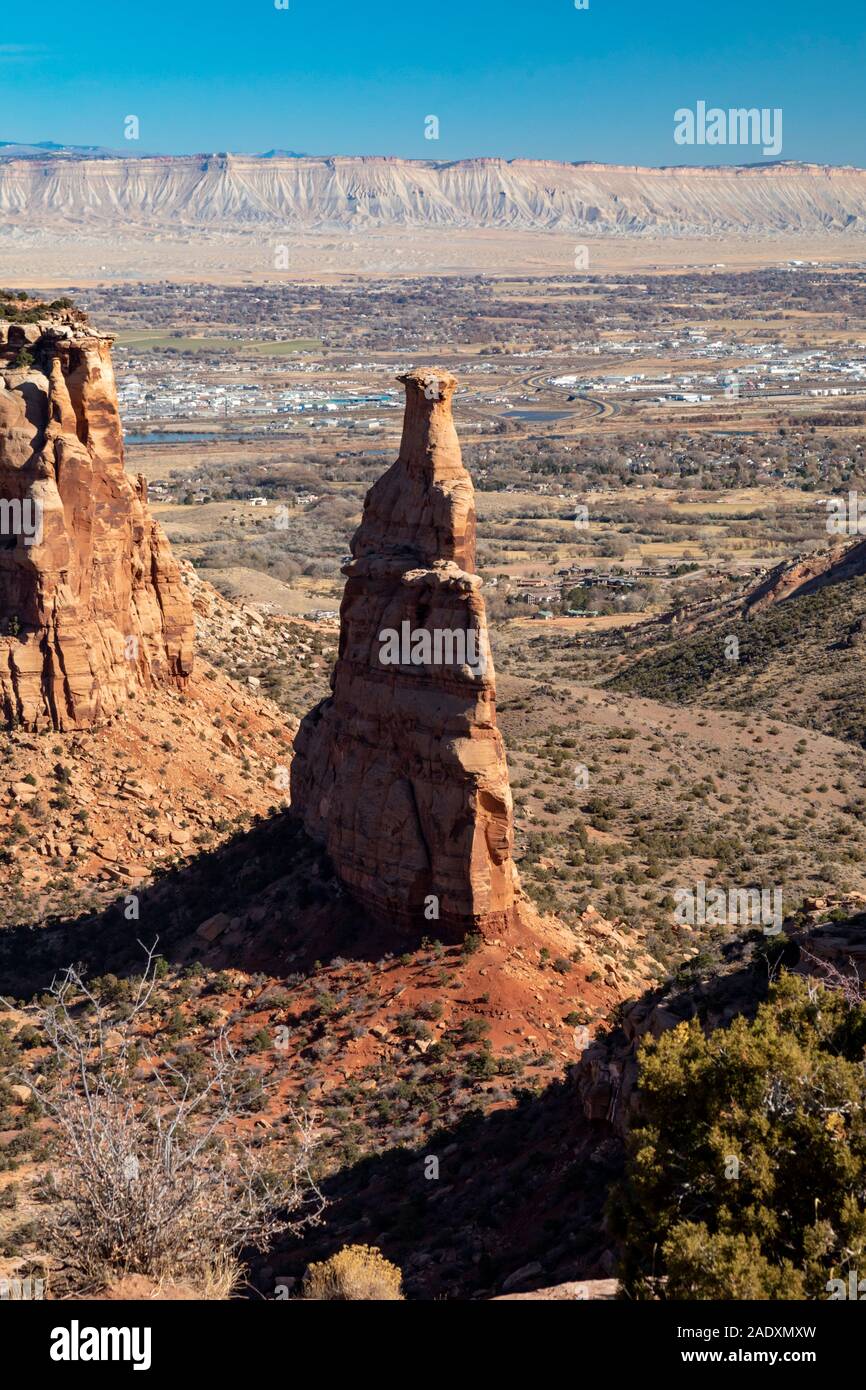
[2, 0, 864, 165]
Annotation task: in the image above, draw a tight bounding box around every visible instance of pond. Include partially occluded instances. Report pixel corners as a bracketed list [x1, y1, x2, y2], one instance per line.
[124, 432, 256, 445]
[503, 409, 575, 421]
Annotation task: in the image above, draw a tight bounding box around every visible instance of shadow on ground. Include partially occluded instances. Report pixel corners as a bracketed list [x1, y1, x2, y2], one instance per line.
[250, 1070, 622, 1301]
[0, 810, 433, 1001]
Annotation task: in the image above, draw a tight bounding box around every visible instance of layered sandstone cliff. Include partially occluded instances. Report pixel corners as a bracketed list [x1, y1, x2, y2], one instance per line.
[291, 369, 518, 938]
[0, 311, 193, 729]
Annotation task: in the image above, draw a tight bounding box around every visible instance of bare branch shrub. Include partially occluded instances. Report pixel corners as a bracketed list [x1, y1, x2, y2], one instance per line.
[10, 943, 324, 1295]
[799, 948, 866, 1008]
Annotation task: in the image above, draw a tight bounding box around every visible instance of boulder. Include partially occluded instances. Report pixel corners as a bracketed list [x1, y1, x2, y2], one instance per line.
[196, 912, 230, 942]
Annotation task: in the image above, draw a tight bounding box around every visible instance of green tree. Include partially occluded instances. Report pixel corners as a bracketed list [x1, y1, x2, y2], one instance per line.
[611, 972, 866, 1298]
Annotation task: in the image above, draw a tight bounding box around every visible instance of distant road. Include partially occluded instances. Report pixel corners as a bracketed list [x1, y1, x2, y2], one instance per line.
[576, 392, 619, 419]
[517, 369, 620, 423]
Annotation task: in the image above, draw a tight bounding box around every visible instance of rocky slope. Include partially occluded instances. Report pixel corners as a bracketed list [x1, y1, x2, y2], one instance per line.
[745, 535, 866, 613]
[292, 369, 518, 938]
[3, 155, 866, 234]
[0, 564, 295, 930]
[0, 306, 193, 728]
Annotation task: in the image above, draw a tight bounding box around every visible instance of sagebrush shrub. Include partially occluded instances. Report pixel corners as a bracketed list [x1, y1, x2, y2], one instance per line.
[303, 1245, 403, 1301]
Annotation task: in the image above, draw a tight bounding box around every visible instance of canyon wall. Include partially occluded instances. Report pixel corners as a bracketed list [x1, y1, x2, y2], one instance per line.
[0, 313, 194, 729]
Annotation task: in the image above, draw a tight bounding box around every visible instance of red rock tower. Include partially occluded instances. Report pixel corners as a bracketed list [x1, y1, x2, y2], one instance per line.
[291, 369, 518, 938]
[0, 311, 194, 729]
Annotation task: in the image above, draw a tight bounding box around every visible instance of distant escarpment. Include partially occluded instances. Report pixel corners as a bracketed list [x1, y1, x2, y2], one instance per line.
[0, 308, 194, 729]
[291, 369, 519, 939]
[3, 154, 866, 234]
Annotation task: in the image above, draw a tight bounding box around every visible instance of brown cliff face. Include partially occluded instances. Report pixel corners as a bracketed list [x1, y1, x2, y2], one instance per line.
[291, 369, 518, 939]
[0, 314, 194, 729]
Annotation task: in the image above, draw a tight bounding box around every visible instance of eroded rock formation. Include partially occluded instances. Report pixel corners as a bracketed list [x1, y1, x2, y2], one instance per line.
[0, 312, 193, 728]
[291, 368, 518, 938]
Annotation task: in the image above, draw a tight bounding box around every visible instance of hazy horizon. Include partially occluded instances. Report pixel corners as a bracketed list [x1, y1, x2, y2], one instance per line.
[4, 143, 866, 170]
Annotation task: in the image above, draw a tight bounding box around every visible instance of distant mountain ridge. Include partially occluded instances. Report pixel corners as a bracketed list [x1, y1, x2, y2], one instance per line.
[2, 151, 866, 233]
[0, 141, 132, 160]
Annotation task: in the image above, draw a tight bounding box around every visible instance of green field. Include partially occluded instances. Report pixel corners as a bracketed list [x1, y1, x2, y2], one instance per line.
[115, 333, 322, 356]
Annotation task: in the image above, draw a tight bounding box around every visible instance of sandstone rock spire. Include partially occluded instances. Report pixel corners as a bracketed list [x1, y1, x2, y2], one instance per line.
[291, 368, 518, 939]
[0, 311, 194, 729]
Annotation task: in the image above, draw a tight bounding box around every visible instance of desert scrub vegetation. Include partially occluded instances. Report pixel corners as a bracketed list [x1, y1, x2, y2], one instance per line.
[302, 1244, 403, 1301]
[608, 577, 866, 748]
[611, 971, 866, 1299]
[8, 946, 325, 1296]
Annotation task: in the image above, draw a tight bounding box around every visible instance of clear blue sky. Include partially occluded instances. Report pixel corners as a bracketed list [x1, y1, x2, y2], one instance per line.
[2, 0, 864, 165]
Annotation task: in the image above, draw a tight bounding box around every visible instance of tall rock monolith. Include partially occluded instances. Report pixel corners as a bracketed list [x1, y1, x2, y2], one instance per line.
[291, 368, 519, 939]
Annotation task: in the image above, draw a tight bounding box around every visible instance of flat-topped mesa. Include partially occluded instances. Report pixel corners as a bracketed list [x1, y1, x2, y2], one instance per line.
[0, 315, 194, 729]
[291, 368, 518, 939]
